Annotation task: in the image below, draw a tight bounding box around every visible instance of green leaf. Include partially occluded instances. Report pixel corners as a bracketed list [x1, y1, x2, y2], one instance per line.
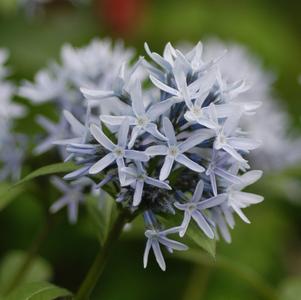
[159, 214, 216, 258]
[185, 220, 216, 257]
[85, 192, 117, 246]
[0, 250, 53, 293]
[14, 162, 78, 187]
[0, 183, 24, 211]
[279, 276, 301, 300]
[6, 282, 72, 300]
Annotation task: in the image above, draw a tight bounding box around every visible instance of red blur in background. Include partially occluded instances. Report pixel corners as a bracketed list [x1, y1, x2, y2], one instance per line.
[96, 0, 148, 37]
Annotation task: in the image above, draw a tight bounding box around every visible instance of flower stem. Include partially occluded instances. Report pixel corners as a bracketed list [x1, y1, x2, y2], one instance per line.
[75, 211, 128, 300]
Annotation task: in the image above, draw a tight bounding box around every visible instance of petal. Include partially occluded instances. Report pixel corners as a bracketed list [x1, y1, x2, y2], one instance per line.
[143, 239, 152, 269]
[210, 172, 218, 196]
[145, 177, 172, 190]
[158, 236, 188, 251]
[159, 156, 174, 181]
[124, 150, 149, 162]
[131, 80, 145, 116]
[197, 194, 226, 210]
[133, 180, 144, 206]
[145, 145, 168, 156]
[221, 144, 246, 163]
[179, 210, 191, 237]
[178, 129, 214, 153]
[63, 110, 85, 135]
[100, 115, 135, 126]
[150, 75, 179, 96]
[152, 239, 166, 271]
[50, 196, 68, 214]
[222, 113, 241, 136]
[117, 158, 126, 184]
[145, 123, 167, 141]
[232, 205, 250, 224]
[233, 191, 264, 205]
[128, 126, 142, 149]
[80, 87, 115, 99]
[239, 170, 263, 188]
[89, 153, 115, 174]
[191, 210, 215, 239]
[63, 165, 90, 180]
[227, 137, 261, 150]
[118, 118, 130, 147]
[90, 124, 115, 151]
[68, 201, 79, 224]
[163, 117, 177, 145]
[175, 154, 204, 173]
[147, 98, 176, 120]
[192, 180, 204, 202]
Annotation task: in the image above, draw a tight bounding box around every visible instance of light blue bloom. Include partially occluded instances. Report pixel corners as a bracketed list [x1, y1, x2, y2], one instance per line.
[146, 117, 213, 180]
[89, 119, 149, 183]
[223, 170, 263, 224]
[143, 226, 188, 271]
[50, 176, 92, 224]
[174, 180, 226, 238]
[121, 161, 171, 206]
[99, 80, 175, 148]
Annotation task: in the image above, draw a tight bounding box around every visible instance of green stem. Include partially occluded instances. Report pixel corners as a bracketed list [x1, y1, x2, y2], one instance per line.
[175, 251, 279, 300]
[75, 211, 128, 300]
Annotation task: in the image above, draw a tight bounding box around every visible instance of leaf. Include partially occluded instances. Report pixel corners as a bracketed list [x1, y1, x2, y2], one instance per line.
[0, 250, 53, 293]
[279, 276, 301, 300]
[185, 220, 216, 257]
[85, 192, 117, 246]
[159, 214, 216, 258]
[0, 183, 24, 211]
[6, 282, 72, 300]
[14, 162, 78, 187]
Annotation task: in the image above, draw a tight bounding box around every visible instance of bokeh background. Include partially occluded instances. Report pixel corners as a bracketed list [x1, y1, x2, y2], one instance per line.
[0, 0, 301, 299]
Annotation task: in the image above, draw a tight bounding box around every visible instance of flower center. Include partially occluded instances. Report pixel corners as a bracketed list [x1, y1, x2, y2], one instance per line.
[114, 147, 124, 157]
[168, 146, 179, 157]
[137, 116, 149, 127]
[192, 106, 202, 117]
[214, 133, 226, 149]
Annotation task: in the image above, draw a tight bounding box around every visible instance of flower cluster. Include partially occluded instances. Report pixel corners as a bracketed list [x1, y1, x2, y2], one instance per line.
[204, 38, 301, 171]
[0, 49, 26, 181]
[19, 39, 134, 156]
[46, 40, 264, 270]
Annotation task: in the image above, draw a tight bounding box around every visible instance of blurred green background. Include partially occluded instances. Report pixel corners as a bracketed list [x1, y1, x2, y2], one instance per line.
[0, 0, 301, 299]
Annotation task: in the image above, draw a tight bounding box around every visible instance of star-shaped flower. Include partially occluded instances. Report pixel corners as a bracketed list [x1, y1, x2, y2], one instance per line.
[174, 180, 226, 238]
[146, 117, 213, 180]
[100, 80, 175, 148]
[89, 119, 149, 183]
[143, 226, 188, 271]
[121, 161, 171, 206]
[223, 170, 264, 224]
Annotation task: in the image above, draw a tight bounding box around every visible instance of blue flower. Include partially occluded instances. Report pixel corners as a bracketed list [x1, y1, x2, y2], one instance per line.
[175, 180, 226, 238]
[89, 119, 149, 184]
[143, 226, 188, 271]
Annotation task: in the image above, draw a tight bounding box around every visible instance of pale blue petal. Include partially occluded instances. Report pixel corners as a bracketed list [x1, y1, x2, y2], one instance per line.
[124, 150, 149, 162]
[163, 117, 177, 145]
[90, 124, 115, 151]
[159, 156, 174, 181]
[145, 145, 168, 156]
[89, 153, 115, 174]
[191, 210, 214, 239]
[133, 180, 144, 206]
[175, 154, 204, 173]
